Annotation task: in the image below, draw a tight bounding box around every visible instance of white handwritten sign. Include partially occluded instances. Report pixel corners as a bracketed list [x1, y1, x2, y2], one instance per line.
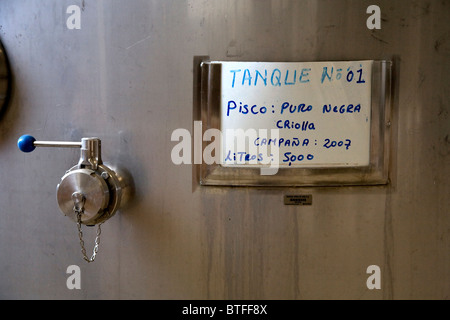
[220, 61, 373, 168]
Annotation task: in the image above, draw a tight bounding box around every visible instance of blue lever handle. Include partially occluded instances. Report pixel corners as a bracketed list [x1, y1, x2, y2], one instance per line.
[18, 135, 83, 152]
[17, 135, 36, 153]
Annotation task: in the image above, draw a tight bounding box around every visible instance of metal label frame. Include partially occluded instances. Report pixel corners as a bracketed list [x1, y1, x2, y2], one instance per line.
[197, 59, 393, 187]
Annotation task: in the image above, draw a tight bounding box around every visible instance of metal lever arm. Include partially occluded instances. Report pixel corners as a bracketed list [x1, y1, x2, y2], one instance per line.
[17, 135, 81, 152]
[17, 135, 102, 170]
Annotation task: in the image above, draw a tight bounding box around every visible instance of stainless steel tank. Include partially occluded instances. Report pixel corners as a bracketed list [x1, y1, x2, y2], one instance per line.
[0, 0, 448, 300]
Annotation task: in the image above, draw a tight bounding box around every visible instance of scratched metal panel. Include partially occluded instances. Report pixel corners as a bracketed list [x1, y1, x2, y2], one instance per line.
[0, 0, 449, 299]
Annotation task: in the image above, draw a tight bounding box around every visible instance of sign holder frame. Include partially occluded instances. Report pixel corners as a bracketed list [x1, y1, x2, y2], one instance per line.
[197, 59, 393, 187]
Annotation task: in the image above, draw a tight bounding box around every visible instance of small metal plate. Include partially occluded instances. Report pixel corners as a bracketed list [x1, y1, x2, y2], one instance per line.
[284, 194, 312, 205]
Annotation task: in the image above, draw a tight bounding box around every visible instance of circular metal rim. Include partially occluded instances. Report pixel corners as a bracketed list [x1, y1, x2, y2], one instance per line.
[0, 39, 11, 117]
[56, 169, 110, 225]
[57, 163, 133, 225]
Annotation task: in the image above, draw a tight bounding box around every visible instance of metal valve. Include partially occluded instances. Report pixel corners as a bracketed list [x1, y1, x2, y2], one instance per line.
[18, 135, 132, 226]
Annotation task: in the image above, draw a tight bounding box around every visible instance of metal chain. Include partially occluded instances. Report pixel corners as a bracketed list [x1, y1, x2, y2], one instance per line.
[75, 208, 103, 263]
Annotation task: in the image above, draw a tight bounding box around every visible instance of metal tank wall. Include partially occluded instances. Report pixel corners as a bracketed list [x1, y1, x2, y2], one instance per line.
[0, 0, 449, 299]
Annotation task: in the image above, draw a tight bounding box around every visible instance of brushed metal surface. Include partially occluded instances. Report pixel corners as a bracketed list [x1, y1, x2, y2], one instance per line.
[0, 0, 448, 299]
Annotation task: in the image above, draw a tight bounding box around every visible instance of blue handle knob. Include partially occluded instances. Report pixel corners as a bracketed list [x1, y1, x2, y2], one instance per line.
[18, 135, 36, 153]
